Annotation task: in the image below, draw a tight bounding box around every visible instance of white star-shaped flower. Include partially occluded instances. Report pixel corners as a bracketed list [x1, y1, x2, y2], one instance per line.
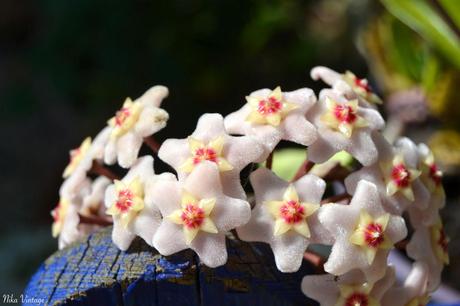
[319, 180, 407, 282]
[51, 196, 84, 250]
[408, 144, 445, 228]
[224, 86, 317, 159]
[382, 262, 430, 306]
[55, 168, 92, 250]
[236, 167, 332, 272]
[158, 113, 264, 199]
[306, 89, 385, 166]
[59, 127, 111, 200]
[406, 216, 449, 291]
[345, 136, 430, 214]
[104, 156, 175, 250]
[151, 162, 251, 268]
[301, 266, 395, 306]
[311, 66, 382, 105]
[104, 85, 169, 168]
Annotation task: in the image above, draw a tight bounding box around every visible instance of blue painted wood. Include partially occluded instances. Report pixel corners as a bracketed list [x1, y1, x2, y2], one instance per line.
[23, 227, 318, 305]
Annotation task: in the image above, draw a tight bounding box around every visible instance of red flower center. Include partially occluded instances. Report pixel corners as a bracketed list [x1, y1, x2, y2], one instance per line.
[181, 204, 205, 229]
[429, 164, 442, 186]
[115, 107, 131, 126]
[257, 97, 282, 116]
[438, 228, 448, 253]
[345, 292, 369, 306]
[116, 189, 134, 213]
[354, 77, 372, 93]
[364, 223, 384, 248]
[52, 204, 61, 222]
[193, 147, 218, 164]
[334, 105, 357, 124]
[391, 164, 411, 188]
[69, 147, 81, 164]
[279, 200, 305, 224]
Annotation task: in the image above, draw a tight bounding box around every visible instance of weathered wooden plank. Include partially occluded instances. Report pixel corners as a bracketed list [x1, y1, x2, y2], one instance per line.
[23, 227, 317, 306]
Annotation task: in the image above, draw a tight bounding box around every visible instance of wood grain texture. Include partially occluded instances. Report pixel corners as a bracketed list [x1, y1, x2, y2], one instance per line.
[23, 227, 318, 306]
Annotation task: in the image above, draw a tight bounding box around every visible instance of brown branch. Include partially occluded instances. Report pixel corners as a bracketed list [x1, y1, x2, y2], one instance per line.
[322, 164, 350, 181]
[265, 152, 273, 170]
[78, 213, 113, 226]
[144, 136, 161, 154]
[304, 250, 325, 273]
[291, 160, 315, 182]
[90, 161, 119, 180]
[395, 239, 408, 250]
[321, 193, 351, 204]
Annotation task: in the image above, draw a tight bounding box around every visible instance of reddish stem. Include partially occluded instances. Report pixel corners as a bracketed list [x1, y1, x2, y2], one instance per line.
[321, 193, 351, 204]
[78, 214, 113, 226]
[304, 250, 325, 273]
[291, 160, 315, 182]
[144, 136, 161, 154]
[266, 152, 273, 170]
[90, 161, 119, 180]
[322, 164, 350, 181]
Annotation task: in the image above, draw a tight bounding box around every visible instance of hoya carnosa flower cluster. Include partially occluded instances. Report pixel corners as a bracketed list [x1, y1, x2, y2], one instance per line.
[51, 66, 449, 304]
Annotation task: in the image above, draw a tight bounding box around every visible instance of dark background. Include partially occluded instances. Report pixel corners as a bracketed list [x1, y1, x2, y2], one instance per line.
[1, 0, 459, 297]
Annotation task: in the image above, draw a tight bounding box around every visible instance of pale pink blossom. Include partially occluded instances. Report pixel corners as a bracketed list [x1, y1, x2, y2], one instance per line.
[152, 162, 251, 268]
[306, 89, 385, 166]
[104, 156, 175, 250]
[301, 266, 395, 306]
[224, 86, 317, 159]
[104, 85, 169, 168]
[158, 113, 264, 199]
[319, 180, 407, 282]
[237, 167, 332, 272]
[345, 136, 430, 214]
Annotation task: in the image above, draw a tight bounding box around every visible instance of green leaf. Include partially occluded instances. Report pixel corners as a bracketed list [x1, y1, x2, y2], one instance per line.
[438, 0, 460, 31]
[381, 0, 460, 69]
[267, 149, 354, 181]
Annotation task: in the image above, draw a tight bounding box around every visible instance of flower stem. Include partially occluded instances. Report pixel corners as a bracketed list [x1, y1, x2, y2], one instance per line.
[144, 136, 161, 154]
[90, 161, 119, 180]
[291, 160, 315, 182]
[304, 250, 325, 272]
[321, 193, 351, 204]
[78, 213, 113, 226]
[266, 152, 273, 170]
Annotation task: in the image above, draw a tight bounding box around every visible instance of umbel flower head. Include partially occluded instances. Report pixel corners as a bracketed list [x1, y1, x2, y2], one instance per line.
[50, 69, 449, 304]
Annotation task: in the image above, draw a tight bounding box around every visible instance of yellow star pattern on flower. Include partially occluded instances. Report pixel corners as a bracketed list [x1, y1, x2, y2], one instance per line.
[320, 97, 367, 138]
[342, 71, 382, 105]
[62, 137, 92, 178]
[383, 155, 421, 202]
[51, 198, 70, 238]
[108, 98, 142, 138]
[430, 219, 449, 265]
[179, 136, 233, 173]
[106, 177, 145, 228]
[349, 210, 393, 265]
[335, 283, 379, 306]
[265, 185, 319, 238]
[405, 294, 430, 306]
[245, 86, 298, 127]
[167, 191, 218, 245]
